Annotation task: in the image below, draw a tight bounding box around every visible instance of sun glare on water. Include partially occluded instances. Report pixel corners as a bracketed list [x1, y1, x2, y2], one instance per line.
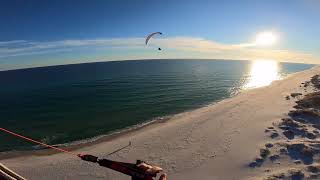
[244, 60, 281, 89]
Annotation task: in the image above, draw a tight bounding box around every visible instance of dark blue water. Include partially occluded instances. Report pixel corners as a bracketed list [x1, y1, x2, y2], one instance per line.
[0, 60, 314, 151]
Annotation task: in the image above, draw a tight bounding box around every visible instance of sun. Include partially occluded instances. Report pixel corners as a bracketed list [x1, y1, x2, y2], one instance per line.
[255, 31, 277, 46]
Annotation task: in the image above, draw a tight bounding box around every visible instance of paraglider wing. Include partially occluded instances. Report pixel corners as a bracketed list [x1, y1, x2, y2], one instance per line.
[145, 32, 162, 45]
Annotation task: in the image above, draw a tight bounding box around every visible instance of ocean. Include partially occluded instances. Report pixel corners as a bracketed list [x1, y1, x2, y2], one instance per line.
[0, 59, 314, 152]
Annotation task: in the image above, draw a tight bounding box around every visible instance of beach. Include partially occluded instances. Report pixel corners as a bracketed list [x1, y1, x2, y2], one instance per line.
[1, 65, 320, 180]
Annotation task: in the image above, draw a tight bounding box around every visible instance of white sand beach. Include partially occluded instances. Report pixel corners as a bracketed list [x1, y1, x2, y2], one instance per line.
[1, 66, 320, 180]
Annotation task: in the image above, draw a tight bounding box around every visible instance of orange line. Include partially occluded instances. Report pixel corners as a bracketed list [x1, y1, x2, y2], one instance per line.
[0, 128, 77, 156]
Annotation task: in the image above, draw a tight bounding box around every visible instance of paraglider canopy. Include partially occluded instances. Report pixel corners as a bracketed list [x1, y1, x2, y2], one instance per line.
[146, 32, 163, 51]
[145, 32, 162, 45]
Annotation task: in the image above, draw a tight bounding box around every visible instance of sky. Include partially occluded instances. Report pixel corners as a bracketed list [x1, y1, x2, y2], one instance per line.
[0, 0, 319, 71]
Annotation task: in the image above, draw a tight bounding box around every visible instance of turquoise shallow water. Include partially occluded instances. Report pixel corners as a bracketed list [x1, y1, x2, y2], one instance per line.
[0, 59, 314, 151]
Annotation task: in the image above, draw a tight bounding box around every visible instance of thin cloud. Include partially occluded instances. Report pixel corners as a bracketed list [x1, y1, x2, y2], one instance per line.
[0, 38, 145, 57]
[0, 40, 28, 46]
[0, 37, 318, 64]
[153, 37, 317, 63]
[0, 49, 73, 58]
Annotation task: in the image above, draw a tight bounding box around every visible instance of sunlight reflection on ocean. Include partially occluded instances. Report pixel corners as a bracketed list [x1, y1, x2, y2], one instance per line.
[244, 60, 281, 89]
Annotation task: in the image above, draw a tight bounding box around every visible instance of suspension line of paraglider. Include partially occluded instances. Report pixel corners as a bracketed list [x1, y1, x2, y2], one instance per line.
[0, 127, 78, 157]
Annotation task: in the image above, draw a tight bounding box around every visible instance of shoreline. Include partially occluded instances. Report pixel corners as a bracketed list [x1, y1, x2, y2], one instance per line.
[0, 115, 173, 160]
[0, 95, 229, 160]
[1, 65, 319, 180]
[0, 88, 240, 158]
[0, 70, 266, 159]
[0, 65, 316, 159]
[0, 61, 314, 157]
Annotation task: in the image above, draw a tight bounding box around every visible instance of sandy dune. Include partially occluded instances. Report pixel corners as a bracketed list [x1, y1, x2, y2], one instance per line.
[1, 66, 320, 180]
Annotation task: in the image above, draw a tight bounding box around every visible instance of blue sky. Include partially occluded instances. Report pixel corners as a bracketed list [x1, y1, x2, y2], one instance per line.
[0, 0, 319, 70]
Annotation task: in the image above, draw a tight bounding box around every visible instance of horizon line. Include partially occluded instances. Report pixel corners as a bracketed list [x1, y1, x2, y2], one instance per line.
[0, 58, 317, 73]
